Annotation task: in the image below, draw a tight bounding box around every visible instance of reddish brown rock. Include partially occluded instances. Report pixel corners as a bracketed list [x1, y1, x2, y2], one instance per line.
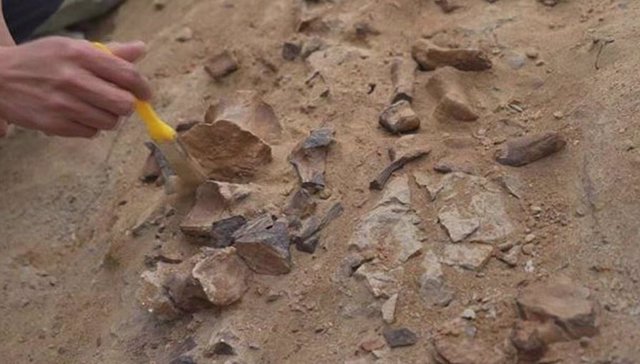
[412, 39, 492, 71]
[390, 57, 417, 104]
[179, 181, 225, 237]
[204, 50, 239, 80]
[427, 67, 478, 122]
[192, 247, 250, 306]
[233, 214, 292, 275]
[496, 132, 566, 167]
[205, 90, 282, 144]
[181, 120, 272, 182]
[289, 128, 335, 191]
[516, 276, 599, 339]
[379, 100, 421, 134]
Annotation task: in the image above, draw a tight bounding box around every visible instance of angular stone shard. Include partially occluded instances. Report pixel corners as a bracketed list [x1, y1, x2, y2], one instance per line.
[496, 132, 566, 167]
[210, 216, 247, 248]
[354, 263, 403, 298]
[419, 251, 455, 307]
[289, 128, 335, 191]
[284, 188, 317, 218]
[138, 259, 210, 321]
[412, 39, 492, 71]
[438, 206, 480, 243]
[204, 50, 239, 81]
[192, 247, 250, 306]
[427, 67, 479, 121]
[205, 90, 282, 143]
[516, 276, 599, 339]
[181, 121, 272, 182]
[383, 328, 417, 348]
[180, 181, 225, 237]
[442, 244, 493, 271]
[379, 100, 421, 134]
[233, 214, 292, 275]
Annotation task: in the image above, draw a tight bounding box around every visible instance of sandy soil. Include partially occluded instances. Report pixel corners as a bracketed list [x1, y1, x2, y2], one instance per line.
[1, 0, 639, 363]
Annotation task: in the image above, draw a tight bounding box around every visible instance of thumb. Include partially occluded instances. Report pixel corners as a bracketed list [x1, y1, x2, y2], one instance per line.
[108, 41, 147, 63]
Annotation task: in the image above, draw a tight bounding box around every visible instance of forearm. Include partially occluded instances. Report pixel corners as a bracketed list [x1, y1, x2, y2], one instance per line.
[0, 4, 16, 46]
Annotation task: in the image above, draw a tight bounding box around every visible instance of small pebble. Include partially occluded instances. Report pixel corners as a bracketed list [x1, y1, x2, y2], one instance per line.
[524, 234, 536, 243]
[553, 111, 564, 119]
[462, 308, 476, 320]
[522, 243, 535, 255]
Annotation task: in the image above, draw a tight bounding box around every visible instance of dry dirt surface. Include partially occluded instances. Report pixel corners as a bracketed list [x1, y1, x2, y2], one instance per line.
[1, 0, 640, 363]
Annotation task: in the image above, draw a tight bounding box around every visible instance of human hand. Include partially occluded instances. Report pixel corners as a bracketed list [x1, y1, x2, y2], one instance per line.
[0, 37, 152, 138]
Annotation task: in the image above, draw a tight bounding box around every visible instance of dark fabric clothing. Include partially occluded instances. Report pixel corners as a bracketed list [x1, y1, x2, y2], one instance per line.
[2, 0, 64, 43]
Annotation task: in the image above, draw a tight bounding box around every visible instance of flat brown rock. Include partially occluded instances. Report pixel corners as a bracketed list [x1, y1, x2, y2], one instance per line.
[496, 132, 566, 167]
[516, 276, 599, 339]
[192, 247, 250, 306]
[412, 39, 492, 71]
[204, 50, 239, 80]
[180, 181, 225, 237]
[205, 90, 282, 144]
[181, 120, 272, 182]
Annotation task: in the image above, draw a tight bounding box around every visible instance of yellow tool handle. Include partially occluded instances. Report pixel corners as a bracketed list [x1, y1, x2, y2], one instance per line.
[92, 42, 176, 143]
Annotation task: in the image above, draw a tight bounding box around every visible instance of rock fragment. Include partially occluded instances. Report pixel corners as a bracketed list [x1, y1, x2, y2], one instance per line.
[442, 244, 493, 271]
[516, 276, 599, 339]
[204, 50, 239, 80]
[282, 41, 302, 61]
[292, 202, 343, 253]
[427, 67, 478, 121]
[432, 173, 516, 243]
[354, 263, 403, 298]
[289, 128, 335, 191]
[138, 259, 210, 321]
[419, 251, 454, 307]
[181, 121, 272, 182]
[438, 206, 480, 243]
[180, 181, 225, 237]
[390, 57, 417, 103]
[412, 39, 492, 71]
[284, 188, 317, 218]
[209, 216, 247, 248]
[370, 149, 430, 190]
[496, 132, 566, 167]
[175, 26, 193, 42]
[204, 329, 240, 358]
[382, 293, 399, 324]
[383, 328, 417, 348]
[192, 247, 250, 306]
[379, 100, 421, 134]
[233, 214, 292, 275]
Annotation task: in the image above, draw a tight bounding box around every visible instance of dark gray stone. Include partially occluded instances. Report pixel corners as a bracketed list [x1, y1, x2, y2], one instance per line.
[383, 328, 418, 348]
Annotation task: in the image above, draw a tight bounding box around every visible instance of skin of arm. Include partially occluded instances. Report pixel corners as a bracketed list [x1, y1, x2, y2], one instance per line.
[0, 5, 151, 138]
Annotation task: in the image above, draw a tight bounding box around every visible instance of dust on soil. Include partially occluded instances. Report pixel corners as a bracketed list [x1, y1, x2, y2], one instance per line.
[1, 0, 639, 363]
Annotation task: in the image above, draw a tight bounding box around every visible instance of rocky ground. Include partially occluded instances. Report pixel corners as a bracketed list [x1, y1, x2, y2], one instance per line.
[1, 0, 639, 363]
